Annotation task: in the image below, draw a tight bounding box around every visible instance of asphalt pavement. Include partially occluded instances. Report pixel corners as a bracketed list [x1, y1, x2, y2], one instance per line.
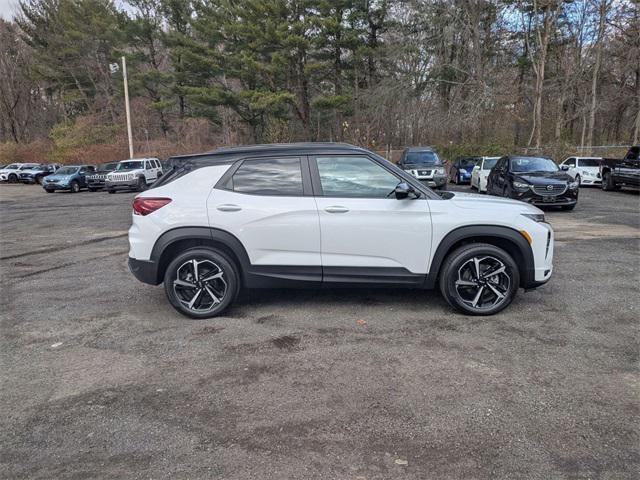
[1, 182, 638, 479]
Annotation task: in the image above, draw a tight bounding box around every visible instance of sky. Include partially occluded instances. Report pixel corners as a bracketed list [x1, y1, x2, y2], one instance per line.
[0, 0, 18, 20]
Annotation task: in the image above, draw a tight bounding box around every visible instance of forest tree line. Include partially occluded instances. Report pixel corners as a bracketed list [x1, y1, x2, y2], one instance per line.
[0, 0, 638, 163]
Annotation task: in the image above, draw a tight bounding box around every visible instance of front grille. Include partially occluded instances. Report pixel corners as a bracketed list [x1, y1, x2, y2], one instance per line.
[108, 173, 133, 182]
[532, 184, 567, 196]
[418, 170, 431, 176]
[88, 174, 107, 180]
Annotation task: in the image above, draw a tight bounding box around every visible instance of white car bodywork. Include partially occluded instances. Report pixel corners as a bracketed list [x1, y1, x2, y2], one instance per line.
[129, 164, 554, 284]
[106, 158, 163, 188]
[559, 157, 602, 185]
[470, 156, 500, 192]
[0, 163, 40, 182]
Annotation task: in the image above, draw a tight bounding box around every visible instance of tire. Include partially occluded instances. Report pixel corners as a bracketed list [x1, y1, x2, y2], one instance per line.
[575, 175, 581, 186]
[107, 189, 115, 194]
[164, 247, 240, 319]
[45, 188, 54, 193]
[69, 181, 80, 193]
[8, 173, 17, 183]
[36, 176, 44, 185]
[439, 243, 519, 316]
[136, 177, 147, 192]
[601, 171, 619, 191]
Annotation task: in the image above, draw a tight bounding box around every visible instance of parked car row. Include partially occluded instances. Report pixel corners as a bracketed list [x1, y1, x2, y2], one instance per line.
[396, 146, 639, 212]
[0, 158, 164, 193]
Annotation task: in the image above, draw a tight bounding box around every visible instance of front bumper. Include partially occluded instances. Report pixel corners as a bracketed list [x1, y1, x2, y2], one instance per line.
[43, 182, 70, 191]
[106, 178, 139, 190]
[87, 177, 108, 188]
[510, 187, 578, 206]
[129, 257, 160, 285]
[19, 175, 36, 184]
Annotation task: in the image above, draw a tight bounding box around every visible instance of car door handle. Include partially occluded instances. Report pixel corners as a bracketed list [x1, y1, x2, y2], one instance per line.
[324, 206, 349, 213]
[216, 204, 242, 212]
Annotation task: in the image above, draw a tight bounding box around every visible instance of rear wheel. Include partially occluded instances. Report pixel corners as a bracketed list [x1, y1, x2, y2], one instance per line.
[439, 243, 519, 316]
[601, 171, 619, 191]
[164, 248, 240, 319]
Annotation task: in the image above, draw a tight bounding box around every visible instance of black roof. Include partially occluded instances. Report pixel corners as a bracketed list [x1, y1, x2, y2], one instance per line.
[169, 142, 371, 165]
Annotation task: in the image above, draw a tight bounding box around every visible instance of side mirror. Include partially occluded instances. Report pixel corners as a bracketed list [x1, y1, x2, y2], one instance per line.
[560, 165, 569, 171]
[394, 182, 417, 200]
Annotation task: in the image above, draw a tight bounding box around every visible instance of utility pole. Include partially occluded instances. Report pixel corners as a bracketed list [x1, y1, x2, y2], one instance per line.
[122, 56, 134, 159]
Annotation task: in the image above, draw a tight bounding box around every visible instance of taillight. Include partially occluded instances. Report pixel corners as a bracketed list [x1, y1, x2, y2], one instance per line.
[133, 197, 172, 216]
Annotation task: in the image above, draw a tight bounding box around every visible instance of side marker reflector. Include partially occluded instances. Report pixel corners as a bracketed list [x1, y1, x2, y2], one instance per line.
[520, 230, 533, 245]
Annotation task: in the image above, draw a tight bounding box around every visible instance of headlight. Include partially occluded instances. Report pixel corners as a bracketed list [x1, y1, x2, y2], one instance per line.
[513, 181, 530, 190]
[569, 181, 579, 190]
[435, 167, 445, 175]
[521, 213, 546, 223]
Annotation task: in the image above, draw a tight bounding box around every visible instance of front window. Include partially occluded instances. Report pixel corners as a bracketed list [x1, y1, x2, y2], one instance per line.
[564, 158, 576, 167]
[116, 161, 144, 171]
[403, 151, 442, 167]
[97, 163, 117, 172]
[510, 157, 559, 173]
[55, 167, 79, 175]
[577, 159, 600, 167]
[482, 158, 499, 170]
[230, 157, 303, 195]
[316, 156, 400, 198]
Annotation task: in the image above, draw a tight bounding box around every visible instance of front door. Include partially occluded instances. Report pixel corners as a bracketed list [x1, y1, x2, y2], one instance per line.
[310, 154, 431, 280]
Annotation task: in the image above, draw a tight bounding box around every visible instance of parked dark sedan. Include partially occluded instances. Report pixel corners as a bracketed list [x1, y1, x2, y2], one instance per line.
[487, 155, 578, 210]
[86, 162, 118, 191]
[449, 156, 479, 184]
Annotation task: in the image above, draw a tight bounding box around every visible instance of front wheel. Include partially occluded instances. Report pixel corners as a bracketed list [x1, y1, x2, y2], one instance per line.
[439, 243, 519, 316]
[8, 174, 17, 183]
[136, 177, 147, 192]
[164, 248, 240, 319]
[69, 181, 80, 193]
[575, 175, 581, 186]
[601, 172, 619, 191]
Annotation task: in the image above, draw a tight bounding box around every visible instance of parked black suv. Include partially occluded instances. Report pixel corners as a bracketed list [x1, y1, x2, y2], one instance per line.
[19, 164, 60, 184]
[600, 146, 640, 191]
[487, 155, 578, 210]
[86, 162, 118, 191]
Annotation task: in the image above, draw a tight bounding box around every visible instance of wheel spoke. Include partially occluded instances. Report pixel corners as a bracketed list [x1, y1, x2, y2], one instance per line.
[204, 285, 221, 304]
[471, 286, 485, 307]
[482, 265, 505, 279]
[191, 259, 200, 281]
[455, 279, 477, 287]
[202, 271, 223, 282]
[486, 283, 505, 300]
[174, 279, 196, 288]
[473, 257, 481, 279]
[187, 288, 203, 309]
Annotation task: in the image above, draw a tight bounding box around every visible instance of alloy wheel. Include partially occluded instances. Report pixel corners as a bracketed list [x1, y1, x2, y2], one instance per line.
[454, 255, 511, 312]
[173, 259, 228, 313]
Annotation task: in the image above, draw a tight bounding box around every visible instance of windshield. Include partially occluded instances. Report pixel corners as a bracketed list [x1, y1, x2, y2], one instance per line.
[404, 151, 441, 166]
[459, 158, 477, 167]
[578, 158, 600, 167]
[511, 157, 558, 173]
[55, 167, 78, 175]
[5, 164, 19, 169]
[116, 161, 144, 171]
[482, 158, 499, 170]
[97, 162, 117, 172]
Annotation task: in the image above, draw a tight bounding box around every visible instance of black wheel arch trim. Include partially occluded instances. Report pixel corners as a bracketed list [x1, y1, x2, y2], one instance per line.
[424, 225, 536, 289]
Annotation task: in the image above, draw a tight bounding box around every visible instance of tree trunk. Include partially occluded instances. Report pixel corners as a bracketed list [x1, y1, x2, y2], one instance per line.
[587, 0, 608, 153]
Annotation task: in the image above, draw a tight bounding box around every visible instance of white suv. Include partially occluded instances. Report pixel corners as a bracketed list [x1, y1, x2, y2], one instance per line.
[106, 157, 163, 193]
[128, 143, 554, 318]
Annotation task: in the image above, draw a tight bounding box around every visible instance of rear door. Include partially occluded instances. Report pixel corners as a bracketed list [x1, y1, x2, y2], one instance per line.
[207, 156, 321, 275]
[310, 154, 431, 280]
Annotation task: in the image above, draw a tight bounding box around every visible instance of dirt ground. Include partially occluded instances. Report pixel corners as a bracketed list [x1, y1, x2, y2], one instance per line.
[1, 183, 638, 479]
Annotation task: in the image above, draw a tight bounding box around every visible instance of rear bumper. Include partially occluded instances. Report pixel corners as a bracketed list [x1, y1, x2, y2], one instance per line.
[129, 257, 160, 285]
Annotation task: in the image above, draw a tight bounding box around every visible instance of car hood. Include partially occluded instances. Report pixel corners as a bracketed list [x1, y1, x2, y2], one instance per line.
[447, 191, 542, 213]
[513, 171, 571, 185]
[108, 169, 143, 175]
[45, 174, 73, 181]
[403, 164, 442, 169]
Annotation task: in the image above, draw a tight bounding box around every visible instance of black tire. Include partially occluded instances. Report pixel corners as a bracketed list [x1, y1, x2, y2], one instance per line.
[136, 177, 147, 192]
[601, 171, 619, 191]
[575, 175, 581, 186]
[45, 188, 54, 193]
[69, 181, 80, 193]
[8, 173, 17, 183]
[163, 247, 240, 319]
[107, 189, 115, 194]
[439, 243, 519, 316]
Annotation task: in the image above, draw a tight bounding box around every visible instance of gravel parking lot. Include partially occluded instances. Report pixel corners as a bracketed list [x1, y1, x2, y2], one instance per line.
[1, 183, 639, 479]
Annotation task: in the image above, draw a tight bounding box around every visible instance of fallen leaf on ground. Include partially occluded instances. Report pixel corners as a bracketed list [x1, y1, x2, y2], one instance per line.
[356, 319, 367, 326]
[394, 459, 408, 466]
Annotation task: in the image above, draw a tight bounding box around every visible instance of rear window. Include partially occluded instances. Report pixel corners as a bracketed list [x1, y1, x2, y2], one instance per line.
[229, 158, 303, 196]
